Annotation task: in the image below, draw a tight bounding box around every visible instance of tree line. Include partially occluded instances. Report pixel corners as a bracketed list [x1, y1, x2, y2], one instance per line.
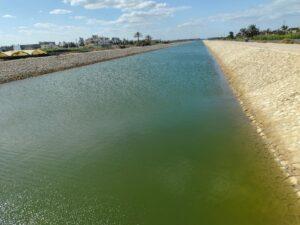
[214, 24, 300, 41]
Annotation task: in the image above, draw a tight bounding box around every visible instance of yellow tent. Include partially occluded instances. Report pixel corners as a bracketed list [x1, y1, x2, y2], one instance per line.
[23, 49, 47, 56]
[4, 50, 29, 57]
[0, 49, 47, 59]
[0, 52, 8, 58]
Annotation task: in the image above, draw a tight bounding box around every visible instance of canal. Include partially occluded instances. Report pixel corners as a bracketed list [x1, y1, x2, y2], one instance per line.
[0, 42, 298, 224]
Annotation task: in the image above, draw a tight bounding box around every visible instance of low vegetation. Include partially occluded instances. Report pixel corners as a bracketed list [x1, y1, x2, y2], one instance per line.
[210, 24, 300, 44]
[252, 33, 300, 41]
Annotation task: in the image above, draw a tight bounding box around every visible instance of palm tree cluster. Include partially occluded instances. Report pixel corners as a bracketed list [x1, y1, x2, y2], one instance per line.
[134, 32, 153, 46]
[134, 32, 142, 43]
[227, 24, 299, 40]
[236, 24, 260, 38]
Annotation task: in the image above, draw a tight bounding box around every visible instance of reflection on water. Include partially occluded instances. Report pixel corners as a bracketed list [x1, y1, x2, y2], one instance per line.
[0, 42, 299, 225]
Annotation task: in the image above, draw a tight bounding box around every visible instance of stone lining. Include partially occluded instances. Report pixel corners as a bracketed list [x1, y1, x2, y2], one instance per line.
[204, 40, 300, 195]
[0, 43, 177, 84]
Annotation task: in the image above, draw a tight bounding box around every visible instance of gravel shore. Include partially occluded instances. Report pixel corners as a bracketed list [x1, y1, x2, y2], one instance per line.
[0, 43, 176, 84]
[204, 40, 300, 194]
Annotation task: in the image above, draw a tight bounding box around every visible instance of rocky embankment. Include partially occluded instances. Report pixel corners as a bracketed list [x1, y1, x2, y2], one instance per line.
[204, 40, 300, 194]
[0, 43, 176, 84]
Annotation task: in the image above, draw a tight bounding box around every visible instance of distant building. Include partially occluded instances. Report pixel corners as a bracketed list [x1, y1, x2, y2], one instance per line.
[0, 45, 13, 51]
[85, 35, 97, 45]
[57, 41, 77, 48]
[100, 37, 111, 46]
[85, 35, 111, 46]
[58, 42, 65, 47]
[14, 45, 21, 50]
[20, 44, 41, 50]
[288, 27, 300, 34]
[39, 42, 56, 49]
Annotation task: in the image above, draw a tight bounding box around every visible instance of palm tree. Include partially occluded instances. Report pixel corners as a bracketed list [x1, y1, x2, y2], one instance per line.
[281, 25, 289, 34]
[246, 24, 260, 38]
[240, 28, 247, 37]
[145, 35, 152, 42]
[134, 32, 142, 43]
[228, 31, 234, 39]
[281, 25, 288, 31]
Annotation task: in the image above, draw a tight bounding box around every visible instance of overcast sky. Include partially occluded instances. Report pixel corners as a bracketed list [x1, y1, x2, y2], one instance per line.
[0, 0, 299, 45]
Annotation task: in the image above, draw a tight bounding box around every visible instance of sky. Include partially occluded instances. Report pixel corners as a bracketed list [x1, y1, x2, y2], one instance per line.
[0, 0, 299, 45]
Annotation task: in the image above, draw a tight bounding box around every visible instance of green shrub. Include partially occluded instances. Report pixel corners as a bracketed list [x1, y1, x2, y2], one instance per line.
[253, 33, 300, 41]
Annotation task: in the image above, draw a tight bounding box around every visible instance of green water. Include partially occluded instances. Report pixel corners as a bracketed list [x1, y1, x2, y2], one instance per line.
[0, 42, 299, 225]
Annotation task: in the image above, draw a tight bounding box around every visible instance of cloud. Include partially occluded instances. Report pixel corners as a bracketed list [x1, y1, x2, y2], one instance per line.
[33, 23, 79, 31]
[18, 22, 84, 36]
[73, 15, 86, 20]
[16, 22, 89, 44]
[18, 26, 28, 30]
[116, 7, 175, 24]
[86, 5, 189, 27]
[178, 0, 300, 31]
[209, 0, 300, 22]
[64, 0, 189, 29]
[50, 9, 72, 15]
[63, 0, 168, 11]
[178, 19, 204, 28]
[2, 14, 16, 18]
[34, 23, 58, 29]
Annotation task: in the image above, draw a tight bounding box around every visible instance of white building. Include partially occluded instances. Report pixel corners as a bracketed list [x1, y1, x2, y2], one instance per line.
[85, 35, 111, 46]
[39, 42, 56, 49]
[13, 45, 21, 51]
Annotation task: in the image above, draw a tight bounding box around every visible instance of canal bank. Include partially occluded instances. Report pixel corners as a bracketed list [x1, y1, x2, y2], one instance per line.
[0, 43, 181, 84]
[204, 40, 300, 195]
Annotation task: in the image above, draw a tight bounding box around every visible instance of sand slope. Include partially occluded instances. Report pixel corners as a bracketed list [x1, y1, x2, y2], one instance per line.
[204, 40, 300, 193]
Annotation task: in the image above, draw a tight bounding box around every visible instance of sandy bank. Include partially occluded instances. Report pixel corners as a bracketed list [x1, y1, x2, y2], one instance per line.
[0, 43, 177, 84]
[204, 40, 300, 194]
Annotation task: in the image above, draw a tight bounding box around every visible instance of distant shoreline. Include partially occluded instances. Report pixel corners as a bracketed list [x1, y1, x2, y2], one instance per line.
[204, 40, 300, 196]
[0, 43, 184, 84]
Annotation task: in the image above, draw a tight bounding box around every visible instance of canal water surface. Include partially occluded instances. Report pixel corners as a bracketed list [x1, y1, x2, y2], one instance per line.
[0, 42, 299, 224]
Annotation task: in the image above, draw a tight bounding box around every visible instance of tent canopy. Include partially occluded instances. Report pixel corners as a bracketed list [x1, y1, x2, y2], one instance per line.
[0, 49, 47, 58]
[4, 50, 29, 57]
[0, 52, 8, 58]
[23, 49, 47, 56]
